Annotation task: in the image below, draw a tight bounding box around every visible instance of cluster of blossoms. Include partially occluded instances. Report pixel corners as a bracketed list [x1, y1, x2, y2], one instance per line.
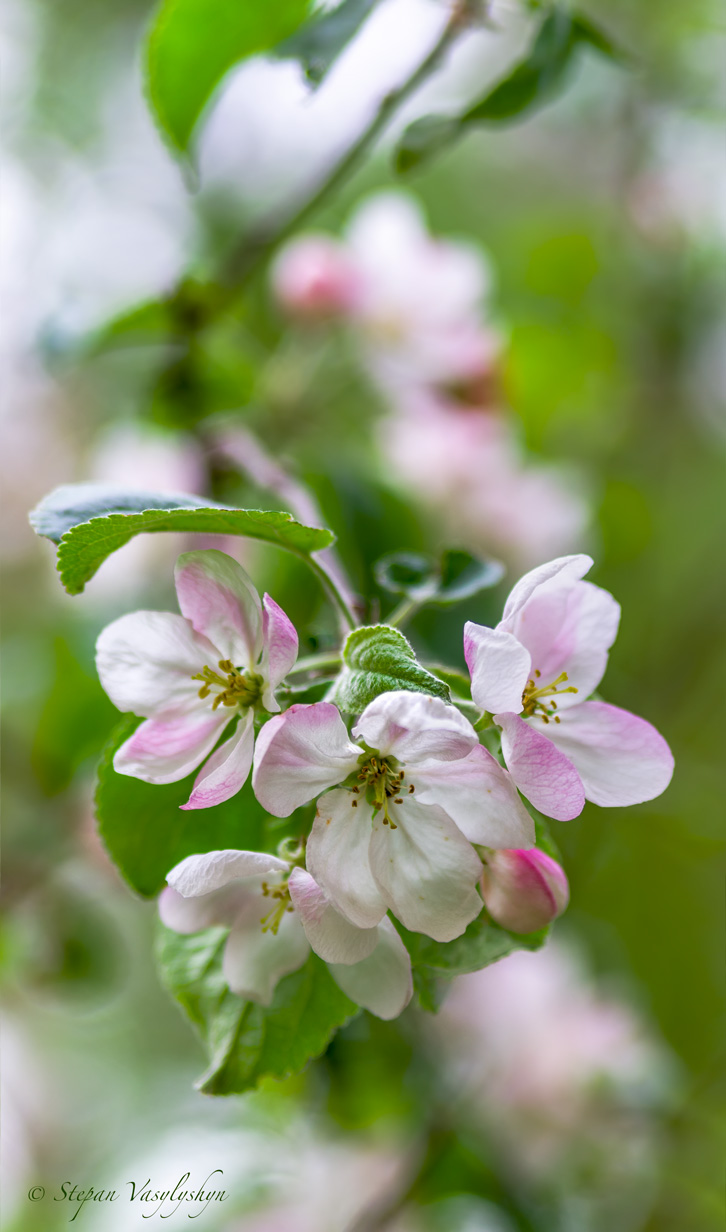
[272, 192, 588, 568]
[96, 548, 673, 1021]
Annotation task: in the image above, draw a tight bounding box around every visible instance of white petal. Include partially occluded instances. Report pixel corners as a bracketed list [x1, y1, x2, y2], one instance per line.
[158, 884, 246, 932]
[113, 712, 228, 784]
[353, 691, 477, 763]
[260, 594, 299, 711]
[307, 789, 387, 928]
[174, 549, 263, 666]
[368, 798, 483, 942]
[181, 712, 255, 810]
[497, 712, 585, 821]
[223, 906, 309, 1005]
[288, 868, 378, 964]
[414, 744, 535, 848]
[463, 623, 531, 714]
[252, 703, 362, 817]
[535, 701, 674, 807]
[501, 554, 593, 627]
[328, 918, 413, 1020]
[166, 849, 289, 897]
[96, 610, 215, 718]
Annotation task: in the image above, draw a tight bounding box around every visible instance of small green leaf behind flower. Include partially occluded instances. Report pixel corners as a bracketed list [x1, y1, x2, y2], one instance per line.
[29, 485, 335, 596]
[396, 7, 627, 173]
[157, 926, 357, 1094]
[275, 0, 380, 85]
[331, 624, 450, 715]
[376, 549, 504, 608]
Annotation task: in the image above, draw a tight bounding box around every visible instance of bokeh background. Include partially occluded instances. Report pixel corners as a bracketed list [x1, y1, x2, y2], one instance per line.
[2, 1, 725, 1229]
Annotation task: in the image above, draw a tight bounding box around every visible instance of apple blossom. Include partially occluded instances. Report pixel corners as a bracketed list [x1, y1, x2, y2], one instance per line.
[252, 691, 535, 942]
[96, 549, 298, 810]
[159, 848, 413, 1019]
[480, 848, 569, 934]
[271, 234, 361, 318]
[464, 554, 674, 820]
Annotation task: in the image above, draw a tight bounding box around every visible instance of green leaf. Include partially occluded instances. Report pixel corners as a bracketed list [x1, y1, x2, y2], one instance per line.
[375, 549, 503, 606]
[276, 0, 379, 84]
[157, 926, 358, 1094]
[425, 664, 472, 701]
[95, 717, 269, 898]
[396, 7, 626, 172]
[30, 484, 335, 595]
[331, 624, 450, 714]
[397, 910, 548, 981]
[32, 638, 119, 795]
[145, 0, 313, 153]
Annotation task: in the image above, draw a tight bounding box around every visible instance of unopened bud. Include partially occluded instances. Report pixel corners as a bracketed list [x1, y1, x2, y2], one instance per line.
[271, 237, 360, 319]
[480, 848, 569, 934]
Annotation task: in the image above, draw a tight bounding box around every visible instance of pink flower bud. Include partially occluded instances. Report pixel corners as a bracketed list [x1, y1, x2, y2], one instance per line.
[271, 237, 360, 319]
[480, 848, 569, 934]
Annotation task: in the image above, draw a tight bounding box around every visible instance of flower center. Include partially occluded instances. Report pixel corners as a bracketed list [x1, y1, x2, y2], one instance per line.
[353, 753, 416, 830]
[192, 660, 263, 711]
[259, 879, 293, 935]
[521, 670, 578, 724]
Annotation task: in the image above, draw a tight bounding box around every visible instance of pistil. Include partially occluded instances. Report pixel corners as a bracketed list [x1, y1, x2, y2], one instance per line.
[192, 660, 263, 711]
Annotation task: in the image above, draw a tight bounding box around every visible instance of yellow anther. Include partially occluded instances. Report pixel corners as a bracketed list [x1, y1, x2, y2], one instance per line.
[521, 670, 578, 720]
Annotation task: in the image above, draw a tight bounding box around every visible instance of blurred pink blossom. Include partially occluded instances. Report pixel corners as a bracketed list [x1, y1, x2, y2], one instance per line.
[385, 393, 589, 570]
[272, 235, 361, 318]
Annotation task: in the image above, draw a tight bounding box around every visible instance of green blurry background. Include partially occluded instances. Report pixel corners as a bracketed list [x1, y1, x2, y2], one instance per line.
[1, 1, 724, 1229]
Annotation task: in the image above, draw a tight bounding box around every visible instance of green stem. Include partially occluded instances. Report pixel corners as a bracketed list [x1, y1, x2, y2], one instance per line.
[287, 650, 343, 675]
[303, 552, 358, 632]
[474, 709, 494, 731]
[385, 596, 424, 629]
[219, 6, 471, 291]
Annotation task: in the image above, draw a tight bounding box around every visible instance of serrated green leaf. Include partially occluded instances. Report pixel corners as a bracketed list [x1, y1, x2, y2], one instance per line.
[375, 549, 503, 606]
[157, 926, 357, 1094]
[145, 0, 313, 153]
[95, 717, 268, 898]
[395, 7, 626, 172]
[331, 624, 450, 714]
[276, 0, 379, 84]
[30, 484, 334, 595]
[397, 910, 548, 981]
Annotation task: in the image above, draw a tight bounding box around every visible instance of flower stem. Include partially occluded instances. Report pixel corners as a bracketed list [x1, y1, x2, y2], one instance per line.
[303, 552, 358, 632]
[385, 596, 424, 629]
[287, 650, 343, 675]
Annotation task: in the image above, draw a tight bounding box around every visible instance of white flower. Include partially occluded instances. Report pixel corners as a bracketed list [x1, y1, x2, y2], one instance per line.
[159, 849, 413, 1020]
[253, 691, 534, 942]
[96, 549, 298, 809]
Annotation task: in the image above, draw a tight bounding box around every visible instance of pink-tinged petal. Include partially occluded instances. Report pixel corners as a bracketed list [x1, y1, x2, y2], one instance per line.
[252, 703, 362, 817]
[536, 701, 674, 807]
[288, 868, 378, 964]
[158, 884, 250, 932]
[113, 712, 228, 784]
[480, 848, 569, 934]
[166, 848, 289, 897]
[353, 691, 477, 763]
[501, 554, 592, 628]
[497, 712, 585, 821]
[328, 918, 413, 1020]
[181, 712, 255, 810]
[96, 610, 215, 718]
[174, 549, 263, 666]
[463, 623, 531, 715]
[260, 594, 299, 712]
[307, 789, 387, 929]
[512, 580, 620, 708]
[414, 744, 535, 848]
[223, 906, 309, 1005]
[369, 798, 483, 942]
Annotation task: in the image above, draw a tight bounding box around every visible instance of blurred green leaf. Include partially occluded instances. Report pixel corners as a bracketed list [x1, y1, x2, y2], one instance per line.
[376, 549, 503, 607]
[145, 0, 313, 153]
[276, 0, 379, 84]
[425, 664, 472, 701]
[331, 624, 450, 714]
[157, 926, 357, 1093]
[32, 638, 118, 795]
[397, 910, 548, 981]
[396, 7, 626, 171]
[95, 717, 268, 898]
[30, 484, 335, 594]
